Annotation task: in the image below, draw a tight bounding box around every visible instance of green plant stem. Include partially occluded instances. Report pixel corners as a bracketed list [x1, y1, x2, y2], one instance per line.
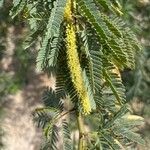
[77, 113, 85, 150]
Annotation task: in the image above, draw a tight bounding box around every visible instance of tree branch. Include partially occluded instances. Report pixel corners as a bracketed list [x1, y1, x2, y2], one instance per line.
[77, 113, 85, 150]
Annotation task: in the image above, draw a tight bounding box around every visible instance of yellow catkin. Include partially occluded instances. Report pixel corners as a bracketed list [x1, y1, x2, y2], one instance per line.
[64, 0, 91, 115]
[64, 0, 72, 21]
[66, 24, 91, 115]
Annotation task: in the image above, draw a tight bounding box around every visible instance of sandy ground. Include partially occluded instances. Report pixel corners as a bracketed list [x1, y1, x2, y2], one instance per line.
[1, 73, 55, 150]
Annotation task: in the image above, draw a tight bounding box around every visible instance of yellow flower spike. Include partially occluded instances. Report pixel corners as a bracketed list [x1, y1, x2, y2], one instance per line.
[64, 0, 72, 21]
[64, 0, 91, 115]
[66, 24, 91, 115]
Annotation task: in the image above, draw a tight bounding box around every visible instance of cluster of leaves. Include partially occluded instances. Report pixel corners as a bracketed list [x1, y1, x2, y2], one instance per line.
[120, 0, 150, 104]
[11, 0, 145, 149]
[121, 0, 150, 42]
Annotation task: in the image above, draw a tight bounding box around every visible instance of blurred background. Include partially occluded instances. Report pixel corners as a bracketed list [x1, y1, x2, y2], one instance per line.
[0, 0, 149, 150]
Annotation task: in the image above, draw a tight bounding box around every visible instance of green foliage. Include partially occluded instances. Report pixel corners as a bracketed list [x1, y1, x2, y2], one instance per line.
[120, 1, 150, 148]
[120, 0, 150, 104]
[11, 0, 144, 149]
